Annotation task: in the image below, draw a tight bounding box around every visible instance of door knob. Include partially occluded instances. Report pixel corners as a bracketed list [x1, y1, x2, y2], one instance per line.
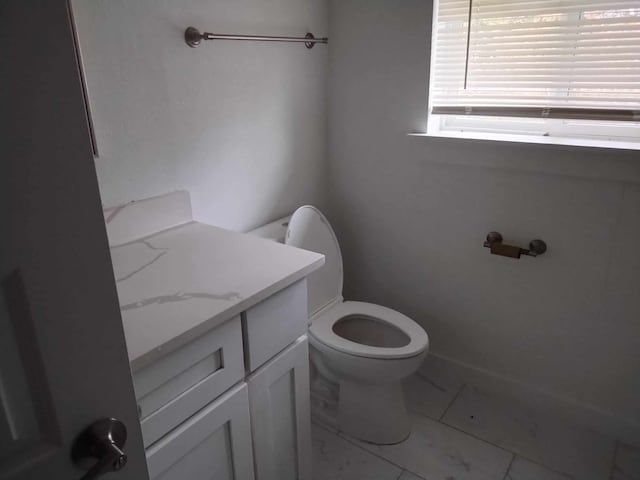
[72, 418, 128, 480]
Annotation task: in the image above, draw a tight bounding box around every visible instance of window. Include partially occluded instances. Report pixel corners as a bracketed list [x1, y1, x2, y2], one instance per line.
[428, 0, 640, 149]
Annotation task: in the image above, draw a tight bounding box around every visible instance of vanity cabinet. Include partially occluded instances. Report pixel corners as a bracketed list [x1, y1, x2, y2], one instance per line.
[130, 280, 314, 480]
[248, 336, 312, 480]
[145, 383, 254, 480]
[109, 201, 323, 480]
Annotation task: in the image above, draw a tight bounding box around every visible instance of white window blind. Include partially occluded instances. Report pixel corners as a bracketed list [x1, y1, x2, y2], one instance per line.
[430, 0, 640, 121]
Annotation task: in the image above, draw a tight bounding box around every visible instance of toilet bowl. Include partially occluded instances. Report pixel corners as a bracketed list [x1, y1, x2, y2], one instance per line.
[285, 205, 429, 444]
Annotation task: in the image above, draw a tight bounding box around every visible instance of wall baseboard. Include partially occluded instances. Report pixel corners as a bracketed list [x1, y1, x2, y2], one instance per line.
[428, 352, 640, 446]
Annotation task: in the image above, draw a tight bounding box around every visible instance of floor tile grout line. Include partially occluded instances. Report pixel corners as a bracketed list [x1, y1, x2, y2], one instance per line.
[396, 469, 424, 480]
[322, 421, 579, 480]
[315, 422, 412, 476]
[335, 429, 424, 478]
[333, 404, 518, 473]
[401, 469, 427, 480]
[510, 455, 577, 480]
[407, 407, 444, 423]
[397, 466, 426, 480]
[501, 454, 516, 480]
[320, 415, 578, 480]
[431, 419, 514, 456]
[435, 392, 544, 462]
[407, 393, 460, 424]
[335, 418, 515, 480]
[500, 454, 577, 480]
[433, 386, 615, 479]
[439, 418, 579, 480]
[400, 469, 428, 480]
[436, 419, 566, 473]
[608, 440, 619, 480]
[314, 383, 608, 480]
[339, 426, 507, 480]
[439, 382, 466, 421]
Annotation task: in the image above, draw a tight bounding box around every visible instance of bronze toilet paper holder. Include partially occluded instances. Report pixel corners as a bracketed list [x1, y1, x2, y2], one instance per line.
[483, 232, 547, 259]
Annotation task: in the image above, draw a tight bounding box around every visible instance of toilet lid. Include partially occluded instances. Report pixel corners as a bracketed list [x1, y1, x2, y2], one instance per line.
[309, 301, 429, 359]
[285, 206, 343, 316]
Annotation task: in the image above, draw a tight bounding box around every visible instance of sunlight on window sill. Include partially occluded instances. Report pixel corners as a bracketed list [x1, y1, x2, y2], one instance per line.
[408, 130, 640, 152]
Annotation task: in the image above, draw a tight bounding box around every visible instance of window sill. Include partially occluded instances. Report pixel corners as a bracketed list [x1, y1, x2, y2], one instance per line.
[406, 131, 640, 185]
[409, 130, 640, 152]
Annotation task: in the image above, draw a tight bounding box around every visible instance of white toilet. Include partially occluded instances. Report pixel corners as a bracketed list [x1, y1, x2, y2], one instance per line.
[285, 205, 429, 445]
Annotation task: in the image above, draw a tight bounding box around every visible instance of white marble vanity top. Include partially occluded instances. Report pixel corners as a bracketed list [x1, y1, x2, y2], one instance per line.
[110, 221, 324, 371]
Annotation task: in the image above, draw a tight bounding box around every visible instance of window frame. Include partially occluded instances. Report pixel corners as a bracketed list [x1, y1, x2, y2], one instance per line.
[426, 0, 640, 151]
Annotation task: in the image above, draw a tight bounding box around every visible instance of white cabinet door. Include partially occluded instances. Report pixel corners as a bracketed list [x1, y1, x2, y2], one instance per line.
[146, 383, 254, 480]
[248, 336, 311, 480]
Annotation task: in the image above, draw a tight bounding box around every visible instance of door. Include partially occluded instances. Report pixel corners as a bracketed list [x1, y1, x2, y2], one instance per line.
[0, 1, 148, 479]
[248, 336, 312, 480]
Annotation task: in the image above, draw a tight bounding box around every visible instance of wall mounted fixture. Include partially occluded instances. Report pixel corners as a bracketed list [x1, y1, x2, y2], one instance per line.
[483, 232, 547, 259]
[184, 27, 328, 49]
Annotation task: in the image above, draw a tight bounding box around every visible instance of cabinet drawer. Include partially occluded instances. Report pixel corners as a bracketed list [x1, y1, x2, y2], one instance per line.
[146, 383, 254, 480]
[132, 316, 244, 447]
[242, 279, 308, 372]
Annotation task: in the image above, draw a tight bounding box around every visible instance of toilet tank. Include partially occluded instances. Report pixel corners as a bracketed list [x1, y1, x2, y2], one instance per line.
[247, 215, 291, 243]
[250, 208, 344, 319]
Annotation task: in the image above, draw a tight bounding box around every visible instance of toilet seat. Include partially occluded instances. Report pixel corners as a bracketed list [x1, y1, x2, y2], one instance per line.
[309, 301, 429, 360]
[286, 206, 428, 361]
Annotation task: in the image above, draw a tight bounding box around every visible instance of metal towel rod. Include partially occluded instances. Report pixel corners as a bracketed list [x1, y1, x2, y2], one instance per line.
[185, 27, 328, 49]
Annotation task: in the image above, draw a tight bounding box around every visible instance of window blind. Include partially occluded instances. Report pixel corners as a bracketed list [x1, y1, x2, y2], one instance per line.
[430, 0, 640, 121]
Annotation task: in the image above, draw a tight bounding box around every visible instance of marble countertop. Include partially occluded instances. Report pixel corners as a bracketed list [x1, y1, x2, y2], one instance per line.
[110, 221, 324, 371]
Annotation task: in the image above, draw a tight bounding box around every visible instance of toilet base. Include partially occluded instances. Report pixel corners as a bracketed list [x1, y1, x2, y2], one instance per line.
[337, 380, 411, 445]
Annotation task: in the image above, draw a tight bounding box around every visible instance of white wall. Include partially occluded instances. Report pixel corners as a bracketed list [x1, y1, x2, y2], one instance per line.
[72, 0, 328, 232]
[72, 0, 640, 439]
[327, 0, 640, 437]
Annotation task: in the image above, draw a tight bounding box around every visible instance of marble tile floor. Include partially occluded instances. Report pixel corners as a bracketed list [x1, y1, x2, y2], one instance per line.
[312, 357, 639, 480]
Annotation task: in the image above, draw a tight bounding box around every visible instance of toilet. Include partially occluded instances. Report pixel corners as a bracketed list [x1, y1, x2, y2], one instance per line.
[284, 205, 429, 445]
